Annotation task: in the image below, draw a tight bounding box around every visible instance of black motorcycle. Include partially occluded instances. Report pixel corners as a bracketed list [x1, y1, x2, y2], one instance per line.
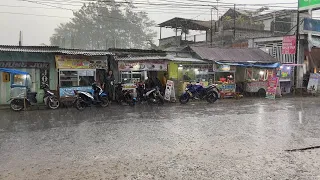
[115, 83, 136, 106]
[136, 83, 164, 105]
[42, 83, 60, 109]
[74, 84, 109, 111]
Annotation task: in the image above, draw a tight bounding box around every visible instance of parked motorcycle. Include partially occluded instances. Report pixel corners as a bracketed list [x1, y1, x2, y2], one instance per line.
[179, 83, 219, 104]
[74, 84, 109, 111]
[136, 83, 164, 105]
[42, 83, 60, 109]
[115, 82, 136, 106]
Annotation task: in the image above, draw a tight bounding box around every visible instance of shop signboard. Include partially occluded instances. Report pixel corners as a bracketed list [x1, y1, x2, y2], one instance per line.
[266, 77, 279, 99]
[216, 84, 236, 93]
[118, 61, 167, 71]
[215, 64, 236, 72]
[55, 55, 107, 69]
[0, 61, 49, 69]
[299, 0, 320, 11]
[40, 69, 49, 89]
[303, 18, 320, 33]
[282, 36, 296, 54]
[307, 73, 320, 92]
[59, 86, 92, 97]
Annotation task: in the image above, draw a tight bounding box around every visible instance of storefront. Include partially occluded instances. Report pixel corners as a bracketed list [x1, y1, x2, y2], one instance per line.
[116, 58, 168, 95]
[0, 48, 57, 105]
[55, 55, 109, 98]
[167, 58, 213, 95]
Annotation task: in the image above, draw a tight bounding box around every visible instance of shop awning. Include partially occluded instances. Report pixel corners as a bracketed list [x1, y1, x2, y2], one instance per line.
[0, 68, 29, 75]
[215, 61, 281, 68]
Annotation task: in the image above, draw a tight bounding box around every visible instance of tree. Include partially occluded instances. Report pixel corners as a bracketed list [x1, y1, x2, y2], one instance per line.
[50, 0, 157, 49]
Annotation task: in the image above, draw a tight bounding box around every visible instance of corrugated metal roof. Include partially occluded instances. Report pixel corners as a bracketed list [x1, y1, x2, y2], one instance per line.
[190, 46, 277, 63]
[166, 56, 207, 63]
[115, 56, 168, 61]
[0, 45, 113, 56]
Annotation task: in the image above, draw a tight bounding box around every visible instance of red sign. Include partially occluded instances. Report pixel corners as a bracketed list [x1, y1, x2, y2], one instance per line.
[266, 77, 279, 99]
[282, 36, 296, 54]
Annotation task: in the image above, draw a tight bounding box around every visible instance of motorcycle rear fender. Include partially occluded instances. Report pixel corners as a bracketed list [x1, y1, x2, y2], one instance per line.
[100, 92, 107, 97]
[78, 91, 94, 100]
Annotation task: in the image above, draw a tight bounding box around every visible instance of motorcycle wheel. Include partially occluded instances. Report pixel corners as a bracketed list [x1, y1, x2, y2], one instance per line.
[206, 91, 218, 103]
[179, 94, 190, 104]
[10, 99, 24, 111]
[100, 97, 109, 108]
[157, 94, 164, 105]
[75, 98, 86, 111]
[47, 97, 60, 109]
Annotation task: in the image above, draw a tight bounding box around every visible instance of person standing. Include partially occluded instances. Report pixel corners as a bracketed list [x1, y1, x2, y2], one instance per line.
[104, 70, 115, 101]
[161, 73, 168, 94]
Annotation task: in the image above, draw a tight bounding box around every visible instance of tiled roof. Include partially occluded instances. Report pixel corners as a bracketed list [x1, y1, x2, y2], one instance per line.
[190, 46, 277, 63]
[0, 45, 112, 56]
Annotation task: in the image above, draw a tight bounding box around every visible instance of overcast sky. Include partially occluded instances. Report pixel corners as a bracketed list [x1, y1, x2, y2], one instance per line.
[0, 0, 300, 46]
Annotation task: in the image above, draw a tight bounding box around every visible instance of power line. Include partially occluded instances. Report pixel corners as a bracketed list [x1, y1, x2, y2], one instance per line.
[0, 11, 71, 18]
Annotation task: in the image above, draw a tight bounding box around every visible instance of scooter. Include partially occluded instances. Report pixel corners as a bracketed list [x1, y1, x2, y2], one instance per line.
[74, 84, 109, 111]
[115, 82, 136, 106]
[42, 83, 60, 109]
[179, 83, 219, 104]
[136, 83, 164, 105]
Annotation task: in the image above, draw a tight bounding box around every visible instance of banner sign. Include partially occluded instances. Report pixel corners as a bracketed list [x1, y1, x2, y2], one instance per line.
[40, 69, 49, 89]
[282, 36, 296, 54]
[299, 0, 320, 11]
[307, 73, 320, 92]
[118, 61, 167, 71]
[55, 55, 107, 69]
[266, 77, 279, 99]
[164, 80, 176, 101]
[59, 86, 92, 97]
[0, 61, 49, 69]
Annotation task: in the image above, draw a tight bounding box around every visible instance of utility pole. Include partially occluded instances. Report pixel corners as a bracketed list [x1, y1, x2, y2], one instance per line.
[19, 31, 22, 46]
[294, 10, 300, 88]
[233, 4, 236, 39]
[211, 8, 213, 47]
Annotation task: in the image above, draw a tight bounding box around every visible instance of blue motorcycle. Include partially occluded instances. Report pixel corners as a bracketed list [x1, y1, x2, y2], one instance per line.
[74, 84, 109, 111]
[179, 83, 219, 104]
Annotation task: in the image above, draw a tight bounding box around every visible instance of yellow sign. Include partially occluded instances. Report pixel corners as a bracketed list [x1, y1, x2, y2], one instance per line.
[55, 55, 90, 69]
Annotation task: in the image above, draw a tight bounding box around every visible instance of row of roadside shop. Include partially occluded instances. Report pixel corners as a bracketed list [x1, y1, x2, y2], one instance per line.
[0, 45, 292, 105]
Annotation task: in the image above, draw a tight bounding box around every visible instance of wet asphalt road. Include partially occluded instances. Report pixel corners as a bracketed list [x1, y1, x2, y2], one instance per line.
[0, 97, 320, 180]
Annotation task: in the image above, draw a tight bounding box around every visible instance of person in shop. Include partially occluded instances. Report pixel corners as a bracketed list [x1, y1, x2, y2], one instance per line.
[104, 70, 115, 101]
[183, 72, 191, 81]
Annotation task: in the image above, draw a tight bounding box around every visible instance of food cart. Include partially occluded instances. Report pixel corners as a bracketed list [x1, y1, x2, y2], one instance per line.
[244, 67, 276, 96]
[213, 64, 237, 98]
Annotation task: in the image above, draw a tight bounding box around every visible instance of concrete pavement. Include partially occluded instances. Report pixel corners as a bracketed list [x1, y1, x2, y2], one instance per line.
[0, 97, 320, 179]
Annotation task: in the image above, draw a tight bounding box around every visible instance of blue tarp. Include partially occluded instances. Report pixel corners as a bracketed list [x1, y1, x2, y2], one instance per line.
[215, 61, 281, 68]
[0, 68, 29, 75]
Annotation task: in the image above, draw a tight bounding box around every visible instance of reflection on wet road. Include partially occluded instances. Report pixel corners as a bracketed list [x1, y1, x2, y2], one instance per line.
[0, 97, 320, 179]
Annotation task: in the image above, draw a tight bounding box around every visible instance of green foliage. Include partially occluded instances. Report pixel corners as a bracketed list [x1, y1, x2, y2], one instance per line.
[50, 0, 157, 49]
